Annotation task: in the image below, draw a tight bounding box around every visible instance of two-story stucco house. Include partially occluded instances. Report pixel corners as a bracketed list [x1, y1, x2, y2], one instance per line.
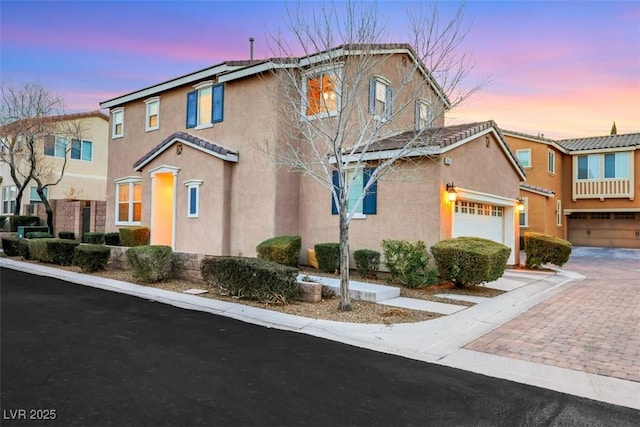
[99, 44, 525, 265]
[0, 110, 109, 236]
[504, 130, 639, 248]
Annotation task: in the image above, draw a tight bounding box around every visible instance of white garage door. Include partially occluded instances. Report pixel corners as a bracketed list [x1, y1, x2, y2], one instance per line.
[453, 200, 504, 244]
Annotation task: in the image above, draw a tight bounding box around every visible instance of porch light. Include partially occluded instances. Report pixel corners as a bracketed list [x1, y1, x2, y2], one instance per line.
[517, 198, 525, 212]
[446, 182, 457, 202]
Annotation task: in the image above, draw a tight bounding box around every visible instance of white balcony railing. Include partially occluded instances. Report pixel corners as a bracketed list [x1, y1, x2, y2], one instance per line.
[573, 178, 634, 201]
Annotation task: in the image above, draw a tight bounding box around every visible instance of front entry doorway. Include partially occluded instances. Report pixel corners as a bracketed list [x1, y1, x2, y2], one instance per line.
[150, 166, 179, 247]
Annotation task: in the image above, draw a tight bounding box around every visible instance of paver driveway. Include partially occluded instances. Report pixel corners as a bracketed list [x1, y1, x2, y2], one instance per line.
[466, 247, 640, 382]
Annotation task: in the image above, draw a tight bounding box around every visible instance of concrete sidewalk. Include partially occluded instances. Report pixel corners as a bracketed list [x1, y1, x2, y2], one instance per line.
[1, 256, 638, 411]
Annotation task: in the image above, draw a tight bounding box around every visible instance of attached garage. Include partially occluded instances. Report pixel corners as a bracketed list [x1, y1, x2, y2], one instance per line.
[568, 212, 640, 248]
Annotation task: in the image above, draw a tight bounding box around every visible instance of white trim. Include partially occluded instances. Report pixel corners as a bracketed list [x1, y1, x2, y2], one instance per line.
[134, 138, 238, 172]
[184, 179, 203, 218]
[149, 165, 181, 176]
[454, 187, 518, 207]
[547, 149, 556, 174]
[111, 107, 124, 139]
[114, 177, 142, 226]
[144, 97, 160, 132]
[516, 148, 532, 168]
[567, 146, 639, 155]
[520, 186, 555, 198]
[193, 80, 213, 90]
[301, 64, 343, 120]
[149, 166, 179, 249]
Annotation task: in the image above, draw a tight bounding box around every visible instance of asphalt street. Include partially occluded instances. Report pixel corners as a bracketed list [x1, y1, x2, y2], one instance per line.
[1, 267, 638, 427]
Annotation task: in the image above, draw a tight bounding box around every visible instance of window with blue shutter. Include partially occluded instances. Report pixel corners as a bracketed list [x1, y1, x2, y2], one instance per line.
[331, 170, 339, 215]
[331, 168, 377, 216]
[186, 91, 198, 128]
[212, 84, 224, 123]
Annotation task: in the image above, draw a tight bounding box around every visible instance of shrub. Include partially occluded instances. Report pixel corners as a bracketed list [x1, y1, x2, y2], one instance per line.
[59, 231, 76, 240]
[9, 215, 41, 231]
[17, 238, 30, 259]
[125, 245, 173, 283]
[256, 235, 302, 267]
[201, 256, 299, 304]
[2, 237, 20, 256]
[431, 237, 511, 287]
[381, 239, 436, 288]
[75, 244, 111, 272]
[314, 243, 340, 273]
[353, 249, 380, 278]
[0, 216, 7, 231]
[25, 231, 54, 239]
[524, 232, 572, 269]
[119, 227, 150, 247]
[104, 232, 121, 246]
[83, 231, 105, 244]
[28, 238, 79, 265]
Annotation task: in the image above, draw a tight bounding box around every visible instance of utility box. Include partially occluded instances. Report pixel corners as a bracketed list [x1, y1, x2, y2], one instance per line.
[17, 226, 49, 238]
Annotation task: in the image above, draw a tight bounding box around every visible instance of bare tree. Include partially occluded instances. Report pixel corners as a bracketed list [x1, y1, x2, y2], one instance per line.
[266, 1, 484, 310]
[0, 82, 81, 232]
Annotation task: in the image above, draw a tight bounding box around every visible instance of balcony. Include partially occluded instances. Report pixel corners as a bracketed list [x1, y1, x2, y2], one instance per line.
[573, 178, 634, 201]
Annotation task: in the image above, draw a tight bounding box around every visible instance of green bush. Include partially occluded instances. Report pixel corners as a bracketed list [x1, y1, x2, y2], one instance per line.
[524, 232, 572, 269]
[28, 239, 51, 262]
[119, 227, 150, 247]
[256, 235, 301, 267]
[25, 231, 54, 239]
[353, 249, 380, 278]
[75, 244, 111, 272]
[0, 216, 7, 231]
[201, 256, 299, 304]
[104, 232, 121, 246]
[83, 231, 105, 244]
[28, 238, 79, 265]
[382, 239, 437, 288]
[2, 237, 20, 256]
[314, 243, 340, 273]
[125, 245, 173, 283]
[17, 238, 30, 259]
[58, 231, 76, 240]
[431, 237, 511, 287]
[9, 215, 41, 231]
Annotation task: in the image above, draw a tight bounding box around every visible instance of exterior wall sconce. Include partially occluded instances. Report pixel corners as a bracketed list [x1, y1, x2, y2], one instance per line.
[517, 197, 525, 212]
[446, 182, 457, 202]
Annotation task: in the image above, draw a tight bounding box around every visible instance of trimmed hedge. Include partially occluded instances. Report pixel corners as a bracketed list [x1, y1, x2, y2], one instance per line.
[524, 231, 572, 269]
[25, 231, 54, 239]
[28, 238, 79, 265]
[2, 237, 20, 256]
[119, 227, 150, 247]
[59, 231, 76, 240]
[382, 239, 436, 288]
[8, 215, 41, 232]
[83, 231, 105, 244]
[17, 239, 30, 259]
[314, 243, 340, 273]
[431, 237, 511, 287]
[353, 249, 380, 278]
[201, 256, 299, 304]
[125, 245, 173, 283]
[104, 232, 121, 246]
[256, 235, 301, 267]
[0, 216, 7, 231]
[75, 244, 111, 272]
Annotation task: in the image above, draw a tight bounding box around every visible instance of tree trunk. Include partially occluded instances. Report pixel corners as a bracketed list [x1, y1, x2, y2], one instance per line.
[338, 210, 352, 311]
[37, 187, 54, 234]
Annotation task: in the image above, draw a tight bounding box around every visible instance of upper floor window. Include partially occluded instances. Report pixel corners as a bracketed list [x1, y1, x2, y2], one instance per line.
[604, 152, 628, 179]
[71, 139, 92, 161]
[416, 99, 433, 130]
[145, 97, 160, 131]
[577, 154, 600, 179]
[369, 76, 393, 121]
[112, 108, 124, 138]
[29, 186, 48, 203]
[115, 178, 142, 225]
[44, 135, 67, 158]
[186, 82, 224, 129]
[1, 185, 17, 214]
[548, 150, 555, 174]
[516, 149, 531, 168]
[304, 66, 340, 118]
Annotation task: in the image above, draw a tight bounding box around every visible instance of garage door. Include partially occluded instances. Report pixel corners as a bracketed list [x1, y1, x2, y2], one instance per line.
[568, 212, 640, 248]
[453, 201, 504, 244]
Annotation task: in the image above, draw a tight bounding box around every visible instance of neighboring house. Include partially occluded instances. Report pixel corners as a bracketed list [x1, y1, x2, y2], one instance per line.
[99, 44, 525, 265]
[504, 130, 640, 248]
[0, 110, 109, 236]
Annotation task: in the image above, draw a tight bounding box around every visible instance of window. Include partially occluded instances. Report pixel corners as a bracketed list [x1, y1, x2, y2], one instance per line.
[186, 82, 224, 129]
[70, 139, 92, 161]
[491, 206, 504, 217]
[305, 70, 339, 118]
[604, 152, 628, 179]
[577, 154, 600, 179]
[369, 76, 392, 121]
[331, 168, 377, 216]
[556, 200, 562, 226]
[519, 197, 529, 227]
[1, 186, 17, 214]
[548, 150, 555, 174]
[29, 186, 48, 203]
[44, 135, 67, 158]
[416, 99, 433, 130]
[516, 149, 531, 168]
[145, 97, 160, 131]
[115, 178, 142, 225]
[591, 213, 610, 220]
[184, 180, 203, 218]
[112, 108, 124, 138]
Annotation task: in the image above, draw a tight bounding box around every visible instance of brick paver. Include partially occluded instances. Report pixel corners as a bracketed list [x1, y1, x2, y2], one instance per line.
[466, 249, 640, 382]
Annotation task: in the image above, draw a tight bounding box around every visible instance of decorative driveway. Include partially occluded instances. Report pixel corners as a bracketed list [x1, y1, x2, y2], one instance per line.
[466, 247, 640, 382]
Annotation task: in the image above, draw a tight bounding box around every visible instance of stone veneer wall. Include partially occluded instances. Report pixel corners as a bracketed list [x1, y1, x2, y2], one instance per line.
[107, 246, 206, 281]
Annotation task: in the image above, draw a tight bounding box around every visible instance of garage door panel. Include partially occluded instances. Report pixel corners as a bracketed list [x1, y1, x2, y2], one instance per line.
[568, 215, 640, 248]
[454, 201, 504, 244]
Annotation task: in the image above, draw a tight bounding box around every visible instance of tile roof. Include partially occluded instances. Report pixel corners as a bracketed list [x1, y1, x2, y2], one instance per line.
[520, 183, 555, 197]
[558, 133, 640, 151]
[133, 131, 238, 171]
[501, 129, 557, 144]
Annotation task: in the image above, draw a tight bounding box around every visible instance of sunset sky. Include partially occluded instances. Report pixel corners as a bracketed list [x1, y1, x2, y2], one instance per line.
[1, 0, 638, 139]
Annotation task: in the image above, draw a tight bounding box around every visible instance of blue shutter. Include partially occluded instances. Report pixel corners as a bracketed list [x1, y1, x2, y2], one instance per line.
[385, 87, 393, 119]
[331, 170, 339, 215]
[186, 90, 198, 128]
[212, 84, 224, 123]
[363, 168, 377, 215]
[368, 79, 376, 114]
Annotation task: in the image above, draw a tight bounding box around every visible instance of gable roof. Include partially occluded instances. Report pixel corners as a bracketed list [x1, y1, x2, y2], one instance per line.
[559, 133, 640, 152]
[133, 132, 238, 171]
[100, 43, 450, 110]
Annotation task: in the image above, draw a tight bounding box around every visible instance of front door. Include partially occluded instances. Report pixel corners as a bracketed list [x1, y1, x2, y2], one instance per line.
[150, 168, 177, 247]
